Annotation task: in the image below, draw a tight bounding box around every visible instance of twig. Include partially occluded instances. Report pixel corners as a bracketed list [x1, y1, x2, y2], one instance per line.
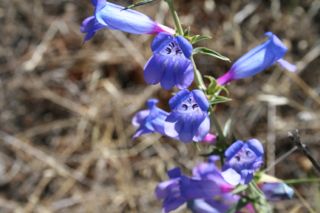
[263, 146, 297, 173]
[288, 130, 320, 175]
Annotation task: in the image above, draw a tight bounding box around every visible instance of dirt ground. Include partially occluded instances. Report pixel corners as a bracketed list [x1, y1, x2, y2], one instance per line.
[0, 0, 319, 212]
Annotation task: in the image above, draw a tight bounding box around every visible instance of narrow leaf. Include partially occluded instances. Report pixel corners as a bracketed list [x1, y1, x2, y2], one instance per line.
[123, 0, 158, 10]
[210, 96, 232, 105]
[193, 47, 231, 62]
[204, 75, 217, 95]
[191, 35, 212, 44]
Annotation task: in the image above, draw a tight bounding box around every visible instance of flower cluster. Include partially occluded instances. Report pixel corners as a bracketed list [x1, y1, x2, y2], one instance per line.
[132, 89, 210, 143]
[81, 1, 296, 212]
[156, 155, 294, 212]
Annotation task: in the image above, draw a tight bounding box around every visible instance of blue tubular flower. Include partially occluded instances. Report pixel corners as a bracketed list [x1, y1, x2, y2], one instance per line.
[188, 196, 240, 213]
[132, 99, 168, 139]
[217, 32, 296, 85]
[144, 33, 194, 90]
[81, 0, 175, 42]
[222, 139, 264, 185]
[155, 168, 226, 213]
[260, 182, 294, 201]
[164, 89, 210, 143]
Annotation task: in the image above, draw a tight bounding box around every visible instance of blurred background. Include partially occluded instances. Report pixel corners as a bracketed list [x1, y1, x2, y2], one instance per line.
[0, 0, 320, 212]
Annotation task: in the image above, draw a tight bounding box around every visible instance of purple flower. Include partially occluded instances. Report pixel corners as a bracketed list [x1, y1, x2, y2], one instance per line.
[217, 32, 296, 85]
[222, 139, 264, 185]
[260, 182, 294, 201]
[164, 89, 210, 143]
[189, 157, 257, 213]
[156, 168, 222, 213]
[81, 0, 175, 42]
[192, 156, 234, 193]
[188, 196, 240, 213]
[144, 33, 194, 90]
[132, 99, 168, 139]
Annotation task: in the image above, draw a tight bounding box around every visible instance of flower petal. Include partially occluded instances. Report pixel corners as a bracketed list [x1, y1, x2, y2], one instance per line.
[193, 116, 210, 142]
[221, 168, 241, 186]
[224, 140, 244, 160]
[176, 36, 193, 58]
[192, 90, 209, 111]
[151, 32, 174, 53]
[168, 89, 190, 110]
[160, 60, 176, 90]
[277, 58, 297, 72]
[175, 61, 194, 89]
[144, 55, 165, 84]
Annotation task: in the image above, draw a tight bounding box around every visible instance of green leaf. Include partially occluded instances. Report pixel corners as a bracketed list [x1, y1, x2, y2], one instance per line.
[190, 35, 212, 44]
[193, 47, 231, 62]
[183, 27, 191, 37]
[204, 75, 217, 95]
[232, 184, 248, 194]
[123, 0, 158, 10]
[209, 96, 232, 105]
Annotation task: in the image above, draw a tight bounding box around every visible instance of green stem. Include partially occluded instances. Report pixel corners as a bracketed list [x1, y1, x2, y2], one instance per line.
[165, 0, 207, 91]
[191, 57, 207, 91]
[165, 0, 184, 35]
[284, 178, 320, 184]
[248, 182, 272, 213]
[211, 112, 225, 142]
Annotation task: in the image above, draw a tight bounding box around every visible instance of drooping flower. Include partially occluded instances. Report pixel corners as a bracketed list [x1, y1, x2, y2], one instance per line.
[257, 173, 294, 201]
[260, 182, 294, 201]
[132, 99, 168, 139]
[217, 32, 296, 85]
[81, 0, 175, 42]
[164, 89, 210, 143]
[156, 167, 222, 213]
[156, 157, 257, 213]
[189, 157, 255, 213]
[144, 33, 194, 90]
[222, 139, 264, 185]
[192, 156, 234, 193]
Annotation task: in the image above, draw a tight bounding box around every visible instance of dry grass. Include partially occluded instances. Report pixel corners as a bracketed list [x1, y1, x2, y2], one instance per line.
[0, 0, 319, 212]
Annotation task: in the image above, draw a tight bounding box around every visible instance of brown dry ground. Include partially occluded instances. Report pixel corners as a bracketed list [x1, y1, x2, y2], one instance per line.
[0, 0, 320, 212]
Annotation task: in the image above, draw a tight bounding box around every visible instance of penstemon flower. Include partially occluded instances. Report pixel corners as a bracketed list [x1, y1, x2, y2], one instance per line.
[260, 182, 294, 201]
[164, 89, 210, 143]
[144, 33, 194, 90]
[222, 139, 264, 185]
[156, 166, 233, 213]
[81, 0, 175, 42]
[217, 32, 296, 85]
[257, 173, 294, 201]
[131, 99, 168, 139]
[156, 157, 260, 213]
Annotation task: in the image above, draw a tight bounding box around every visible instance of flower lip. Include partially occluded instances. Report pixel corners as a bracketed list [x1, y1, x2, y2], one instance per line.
[164, 89, 210, 143]
[144, 34, 194, 90]
[222, 139, 264, 185]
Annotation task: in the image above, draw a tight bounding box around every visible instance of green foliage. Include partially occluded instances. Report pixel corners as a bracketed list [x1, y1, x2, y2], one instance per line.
[227, 197, 250, 213]
[123, 0, 158, 10]
[204, 76, 231, 105]
[193, 47, 231, 62]
[190, 35, 212, 44]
